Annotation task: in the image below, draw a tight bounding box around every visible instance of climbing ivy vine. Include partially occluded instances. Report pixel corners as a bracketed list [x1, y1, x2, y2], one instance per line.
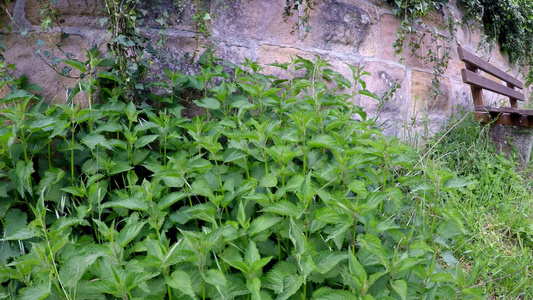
[386, 0, 533, 86]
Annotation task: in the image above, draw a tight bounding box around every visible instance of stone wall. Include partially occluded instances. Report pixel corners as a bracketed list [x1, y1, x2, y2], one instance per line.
[0, 0, 527, 137]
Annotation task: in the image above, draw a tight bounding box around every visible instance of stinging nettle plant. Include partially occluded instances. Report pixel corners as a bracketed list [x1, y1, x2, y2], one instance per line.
[0, 51, 478, 299]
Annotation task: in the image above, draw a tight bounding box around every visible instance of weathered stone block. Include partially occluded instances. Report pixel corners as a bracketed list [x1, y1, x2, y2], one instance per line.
[358, 61, 408, 116]
[304, 1, 373, 54]
[411, 70, 451, 116]
[26, 0, 105, 27]
[211, 0, 298, 44]
[1, 32, 88, 104]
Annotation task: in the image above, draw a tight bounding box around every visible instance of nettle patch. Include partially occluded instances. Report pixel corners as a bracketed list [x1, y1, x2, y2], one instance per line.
[0, 55, 477, 299]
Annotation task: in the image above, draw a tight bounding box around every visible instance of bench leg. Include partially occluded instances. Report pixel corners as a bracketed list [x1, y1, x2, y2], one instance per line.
[488, 124, 533, 169]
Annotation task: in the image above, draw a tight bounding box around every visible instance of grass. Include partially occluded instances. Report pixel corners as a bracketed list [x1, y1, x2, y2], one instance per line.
[428, 112, 533, 298]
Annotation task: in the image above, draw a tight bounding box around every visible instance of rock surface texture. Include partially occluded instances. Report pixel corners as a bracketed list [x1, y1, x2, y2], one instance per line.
[0, 0, 527, 138]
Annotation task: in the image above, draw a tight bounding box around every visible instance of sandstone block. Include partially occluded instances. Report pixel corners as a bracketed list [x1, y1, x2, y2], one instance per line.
[358, 61, 408, 116]
[2, 32, 88, 104]
[26, 0, 104, 27]
[304, 1, 373, 55]
[411, 70, 451, 116]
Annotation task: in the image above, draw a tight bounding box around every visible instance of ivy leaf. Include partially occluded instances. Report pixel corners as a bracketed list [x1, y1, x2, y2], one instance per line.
[166, 270, 197, 299]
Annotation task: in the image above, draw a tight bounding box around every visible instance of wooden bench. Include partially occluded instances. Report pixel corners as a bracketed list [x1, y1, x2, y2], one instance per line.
[458, 45, 533, 167]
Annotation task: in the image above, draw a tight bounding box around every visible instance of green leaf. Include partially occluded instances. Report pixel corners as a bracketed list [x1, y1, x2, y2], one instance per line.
[314, 251, 348, 274]
[61, 185, 86, 197]
[313, 207, 338, 224]
[17, 282, 51, 300]
[248, 215, 283, 237]
[62, 59, 86, 73]
[390, 279, 407, 300]
[358, 234, 390, 269]
[14, 160, 34, 196]
[166, 270, 197, 299]
[276, 275, 302, 300]
[101, 197, 148, 211]
[262, 200, 299, 217]
[59, 251, 103, 288]
[98, 71, 124, 84]
[202, 269, 226, 297]
[312, 287, 358, 300]
[247, 277, 261, 300]
[260, 172, 278, 188]
[289, 218, 306, 256]
[157, 191, 188, 210]
[244, 240, 260, 266]
[134, 134, 158, 148]
[82, 134, 113, 150]
[116, 221, 146, 248]
[194, 97, 220, 110]
[442, 177, 473, 190]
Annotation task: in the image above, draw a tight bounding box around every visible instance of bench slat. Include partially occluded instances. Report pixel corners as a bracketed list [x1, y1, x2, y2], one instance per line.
[474, 112, 533, 128]
[475, 105, 533, 116]
[458, 46, 524, 89]
[462, 69, 526, 101]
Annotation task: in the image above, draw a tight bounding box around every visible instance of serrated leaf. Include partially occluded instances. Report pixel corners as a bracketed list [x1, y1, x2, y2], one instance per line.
[262, 201, 298, 217]
[101, 197, 148, 211]
[82, 134, 113, 150]
[13, 160, 34, 196]
[276, 275, 302, 300]
[289, 219, 306, 256]
[17, 282, 50, 300]
[60, 251, 103, 288]
[202, 269, 226, 297]
[194, 97, 220, 110]
[223, 148, 247, 163]
[134, 134, 158, 148]
[390, 279, 407, 300]
[244, 240, 260, 267]
[116, 221, 145, 248]
[312, 287, 358, 300]
[442, 177, 473, 190]
[248, 215, 283, 236]
[260, 172, 277, 188]
[313, 207, 338, 224]
[166, 270, 197, 299]
[157, 191, 188, 210]
[358, 234, 390, 269]
[314, 251, 348, 274]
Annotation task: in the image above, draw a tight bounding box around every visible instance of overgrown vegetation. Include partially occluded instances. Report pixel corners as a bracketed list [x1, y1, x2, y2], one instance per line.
[0, 1, 532, 299]
[429, 114, 533, 298]
[0, 49, 479, 298]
